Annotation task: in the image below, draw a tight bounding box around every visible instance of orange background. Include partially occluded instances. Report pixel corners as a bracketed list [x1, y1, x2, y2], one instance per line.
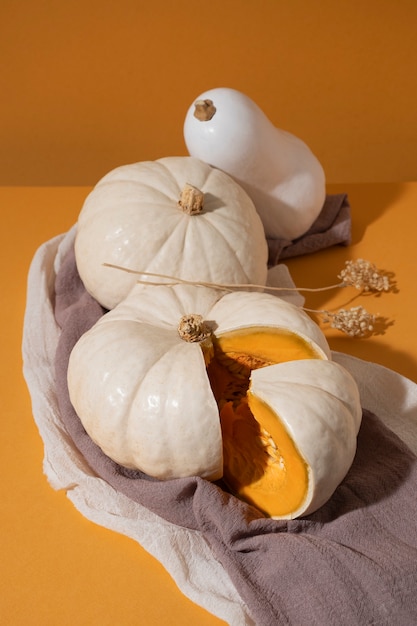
[1, 0, 417, 186]
[2, 2, 417, 624]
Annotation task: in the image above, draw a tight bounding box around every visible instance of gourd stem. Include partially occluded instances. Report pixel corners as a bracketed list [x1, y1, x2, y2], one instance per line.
[193, 99, 216, 121]
[178, 183, 204, 215]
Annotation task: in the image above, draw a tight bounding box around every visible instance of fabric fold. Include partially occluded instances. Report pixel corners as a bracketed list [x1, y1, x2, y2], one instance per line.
[51, 244, 417, 626]
[267, 193, 351, 266]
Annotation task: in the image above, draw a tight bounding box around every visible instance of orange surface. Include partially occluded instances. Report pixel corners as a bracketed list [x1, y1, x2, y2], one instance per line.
[1, 182, 416, 624]
[285, 182, 417, 384]
[1, 1, 417, 186]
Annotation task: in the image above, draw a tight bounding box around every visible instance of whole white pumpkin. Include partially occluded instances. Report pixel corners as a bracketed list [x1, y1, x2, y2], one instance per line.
[74, 156, 268, 309]
[183, 87, 326, 241]
[67, 283, 361, 519]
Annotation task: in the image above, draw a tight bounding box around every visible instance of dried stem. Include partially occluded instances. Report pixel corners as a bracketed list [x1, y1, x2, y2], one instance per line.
[103, 259, 394, 339]
[178, 314, 212, 342]
[178, 183, 204, 215]
[102, 263, 344, 294]
[193, 99, 217, 121]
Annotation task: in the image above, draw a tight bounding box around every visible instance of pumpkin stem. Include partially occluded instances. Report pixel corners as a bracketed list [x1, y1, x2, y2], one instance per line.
[193, 99, 216, 121]
[178, 183, 204, 215]
[178, 314, 212, 342]
[178, 314, 213, 364]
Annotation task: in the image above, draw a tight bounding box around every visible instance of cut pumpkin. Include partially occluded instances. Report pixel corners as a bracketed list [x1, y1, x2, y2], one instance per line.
[207, 325, 324, 518]
[68, 283, 361, 519]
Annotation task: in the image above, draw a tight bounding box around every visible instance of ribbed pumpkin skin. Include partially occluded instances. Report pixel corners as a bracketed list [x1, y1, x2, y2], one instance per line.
[67, 283, 361, 519]
[74, 156, 269, 310]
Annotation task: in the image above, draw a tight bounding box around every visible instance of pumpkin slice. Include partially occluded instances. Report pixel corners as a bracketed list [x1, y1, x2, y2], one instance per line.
[212, 354, 362, 519]
[205, 324, 326, 518]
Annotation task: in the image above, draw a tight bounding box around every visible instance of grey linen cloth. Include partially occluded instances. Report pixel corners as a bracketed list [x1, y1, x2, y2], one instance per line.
[53, 197, 417, 626]
[267, 193, 351, 265]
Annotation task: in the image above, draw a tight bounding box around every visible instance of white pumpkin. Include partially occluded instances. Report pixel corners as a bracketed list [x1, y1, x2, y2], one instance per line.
[67, 283, 361, 519]
[183, 87, 326, 241]
[74, 156, 268, 310]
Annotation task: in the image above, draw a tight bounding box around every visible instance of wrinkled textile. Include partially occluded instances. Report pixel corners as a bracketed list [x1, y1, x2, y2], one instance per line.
[267, 193, 351, 266]
[51, 245, 417, 626]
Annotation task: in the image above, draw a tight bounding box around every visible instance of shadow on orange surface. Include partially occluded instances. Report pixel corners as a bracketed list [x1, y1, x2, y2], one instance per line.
[328, 182, 408, 244]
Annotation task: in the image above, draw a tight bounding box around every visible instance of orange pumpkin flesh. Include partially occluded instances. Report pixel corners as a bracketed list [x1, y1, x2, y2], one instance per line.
[206, 326, 325, 517]
[220, 399, 308, 516]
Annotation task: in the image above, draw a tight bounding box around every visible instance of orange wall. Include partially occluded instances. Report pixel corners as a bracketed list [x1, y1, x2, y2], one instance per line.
[1, 0, 417, 185]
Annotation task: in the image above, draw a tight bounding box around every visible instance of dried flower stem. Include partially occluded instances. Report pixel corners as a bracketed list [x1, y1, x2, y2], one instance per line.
[103, 258, 393, 295]
[103, 263, 344, 294]
[103, 259, 393, 338]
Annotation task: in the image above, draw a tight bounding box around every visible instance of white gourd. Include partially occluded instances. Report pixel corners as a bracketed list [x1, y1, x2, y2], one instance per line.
[183, 87, 326, 241]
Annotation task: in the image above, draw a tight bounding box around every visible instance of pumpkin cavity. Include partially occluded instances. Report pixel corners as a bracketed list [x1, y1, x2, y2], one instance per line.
[206, 325, 323, 517]
[220, 398, 309, 517]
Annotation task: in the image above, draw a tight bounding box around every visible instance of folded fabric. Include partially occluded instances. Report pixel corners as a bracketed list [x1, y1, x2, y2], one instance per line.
[50, 242, 417, 626]
[267, 193, 351, 266]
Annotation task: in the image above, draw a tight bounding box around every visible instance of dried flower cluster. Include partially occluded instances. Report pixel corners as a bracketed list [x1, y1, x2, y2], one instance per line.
[321, 306, 376, 338]
[338, 259, 391, 293]
[306, 259, 394, 337]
